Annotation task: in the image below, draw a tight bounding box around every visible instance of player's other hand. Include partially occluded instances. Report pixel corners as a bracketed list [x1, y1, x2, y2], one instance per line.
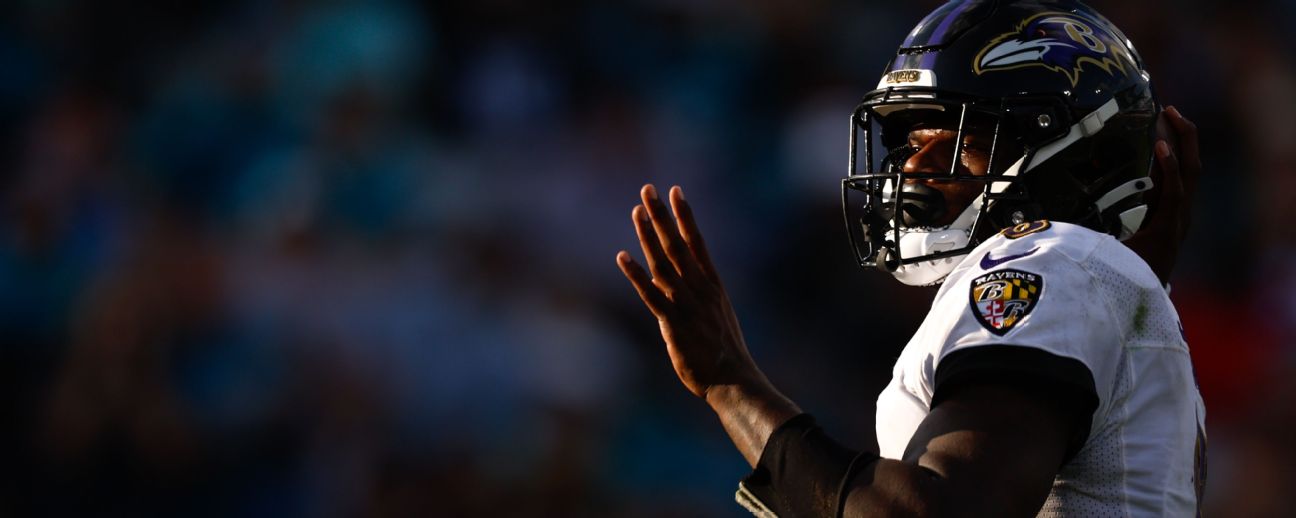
[617, 184, 768, 400]
[1125, 106, 1199, 284]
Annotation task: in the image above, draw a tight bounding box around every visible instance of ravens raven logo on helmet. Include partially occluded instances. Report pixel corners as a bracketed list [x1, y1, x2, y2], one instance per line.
[973, 11, 1139, 87]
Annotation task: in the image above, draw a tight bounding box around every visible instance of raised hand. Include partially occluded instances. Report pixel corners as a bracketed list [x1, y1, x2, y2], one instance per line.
[616, 184, 767, 399]
[617, 184, 801, 466]
[1125, 106, 1200, 284]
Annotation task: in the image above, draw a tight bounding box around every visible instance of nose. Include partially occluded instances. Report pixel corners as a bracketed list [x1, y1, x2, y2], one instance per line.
[895, 139, 954, 227]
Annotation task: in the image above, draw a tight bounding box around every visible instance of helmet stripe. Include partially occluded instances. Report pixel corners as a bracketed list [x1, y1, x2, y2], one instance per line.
[920, 1, 978, 68]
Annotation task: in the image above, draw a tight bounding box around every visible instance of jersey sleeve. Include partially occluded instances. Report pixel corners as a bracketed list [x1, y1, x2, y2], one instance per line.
[923, 227, 1125, 427]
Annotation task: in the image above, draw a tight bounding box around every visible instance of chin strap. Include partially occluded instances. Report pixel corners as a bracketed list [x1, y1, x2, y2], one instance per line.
[1095, 177, 1154, 239]
[990, 97, 1120, 197]
[1027, 97, 1121, 173]
[989, 96, 1150, 239]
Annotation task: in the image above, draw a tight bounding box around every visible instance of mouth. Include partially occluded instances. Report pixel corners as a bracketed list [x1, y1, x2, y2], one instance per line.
[881, 182, 948, 228]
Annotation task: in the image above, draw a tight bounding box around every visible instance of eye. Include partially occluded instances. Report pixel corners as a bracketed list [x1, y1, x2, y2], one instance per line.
[960, 141, 990, 155]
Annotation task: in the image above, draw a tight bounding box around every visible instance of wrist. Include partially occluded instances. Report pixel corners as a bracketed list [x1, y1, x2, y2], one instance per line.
[706, 380, 803, 446]
[702, 372, 803, 468]
[704, 378, 778, 413]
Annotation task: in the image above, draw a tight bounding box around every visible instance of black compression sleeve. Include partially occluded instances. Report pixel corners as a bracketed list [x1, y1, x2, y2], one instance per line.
[738, 414, 879, 518]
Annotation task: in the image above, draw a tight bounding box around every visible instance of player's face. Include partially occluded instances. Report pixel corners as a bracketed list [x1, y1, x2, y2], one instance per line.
[901, 128, 994, 227]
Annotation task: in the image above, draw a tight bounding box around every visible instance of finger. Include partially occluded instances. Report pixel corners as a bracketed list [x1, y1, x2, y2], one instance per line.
[1165, 107, 1197, 233]
[617, 251, 672, 317]
[1154, 140, 1183, 199]
[641, 184, 706, 283]
[1140, 140, 1170, 232]
[669, 186, 721, 282]
[633, 204, 682, 290]
[1165, 106, 1200, 196]
[1143, 133, 1167, 217]
[1152, 140, 1184, 230]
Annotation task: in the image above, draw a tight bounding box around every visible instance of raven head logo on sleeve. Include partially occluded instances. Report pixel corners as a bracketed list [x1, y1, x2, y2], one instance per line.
[973, 12, 1138, 87]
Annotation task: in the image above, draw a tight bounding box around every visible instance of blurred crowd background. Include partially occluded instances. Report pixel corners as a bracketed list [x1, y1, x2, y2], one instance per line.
[2, 0, 1294, 516]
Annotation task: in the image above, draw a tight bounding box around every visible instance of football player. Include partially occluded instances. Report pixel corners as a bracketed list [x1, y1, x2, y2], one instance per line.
[617, 0, 1203, 516]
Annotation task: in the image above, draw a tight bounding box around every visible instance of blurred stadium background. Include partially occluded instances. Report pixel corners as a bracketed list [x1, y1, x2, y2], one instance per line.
[2, 0, 1293, 516]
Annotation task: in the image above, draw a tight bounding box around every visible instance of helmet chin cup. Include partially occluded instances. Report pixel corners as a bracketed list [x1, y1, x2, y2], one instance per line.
[889, 227, 971, 286]
[886, 193, 983, 286]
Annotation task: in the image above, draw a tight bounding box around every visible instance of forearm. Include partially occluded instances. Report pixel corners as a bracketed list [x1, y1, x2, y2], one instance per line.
[735, 380, 1078, 517]
[736, 414, 949, 518]
[841, 459, 946, 518]
[705, 380, 802, 467]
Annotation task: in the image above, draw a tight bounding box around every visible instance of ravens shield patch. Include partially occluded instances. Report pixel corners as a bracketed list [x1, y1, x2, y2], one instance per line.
[969, 269, 1043, 335]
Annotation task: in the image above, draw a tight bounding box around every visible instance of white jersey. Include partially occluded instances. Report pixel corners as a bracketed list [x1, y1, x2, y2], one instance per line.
[875, 221, 1206, 516]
